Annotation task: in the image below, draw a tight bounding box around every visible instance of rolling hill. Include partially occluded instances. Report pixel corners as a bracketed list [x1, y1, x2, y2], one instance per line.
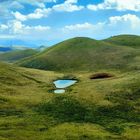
[1, 35, 140, 139]
[104, 35, 140, 48]
[0, 49, 38, 62]
[17, 36, 140, 72]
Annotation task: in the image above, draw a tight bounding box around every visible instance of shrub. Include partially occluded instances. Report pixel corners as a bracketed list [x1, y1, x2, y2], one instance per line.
[37, 95, 88, 122]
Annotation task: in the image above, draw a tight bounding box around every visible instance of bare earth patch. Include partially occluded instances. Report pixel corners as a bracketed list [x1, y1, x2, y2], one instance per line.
[90, 73, 114, 79]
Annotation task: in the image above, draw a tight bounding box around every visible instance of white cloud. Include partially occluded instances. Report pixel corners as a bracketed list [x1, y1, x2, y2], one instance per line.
[61, 22, 104, 39]
[65, 0, 78, 4]
[12, 8, 52, 21]
[13, 12, 27, 21]
[8, 20, 51, 34]
[9, 20, 24, 34]
[0, 0, 56, 21]
[0, 24, 8, 30]
[109, 14, 140, 29]
[12, 0, 83, 21]
[87, 0, 140, 11]
[17, 0, 56, 8]
[10, 1, 24, 9]
[0, 0, 24, 19]
[27, 8, 52, 19]
[0, 13, 140, 43]
[61, 14, 140, 40]
[0, 35, 16, 39]
[53, 0, 84, 12]
[0, 20, 50, 36]
[64, 22, 95, 30]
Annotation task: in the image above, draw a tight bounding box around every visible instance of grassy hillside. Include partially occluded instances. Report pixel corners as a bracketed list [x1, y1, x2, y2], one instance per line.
[0, 62, 140, 139]
[17, 36, 140, 72]
[104, 35, 140, 48]
[0, 49, 38, 63]
[1, 35, 140, 139]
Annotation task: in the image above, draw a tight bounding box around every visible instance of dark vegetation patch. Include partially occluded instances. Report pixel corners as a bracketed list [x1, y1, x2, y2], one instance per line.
[106, 88, 140, 103]
[36, 92, 140, 134]
[105, 88, 140, 122]
[60, 74, 78, 80]
[37, 95, 87, 122]
[20, 73, 43, 83]
[90, 73, 114, 79]
[0, 76, 18, 85]
[0, 108, 23, 117]
[0, 96, 8, 103]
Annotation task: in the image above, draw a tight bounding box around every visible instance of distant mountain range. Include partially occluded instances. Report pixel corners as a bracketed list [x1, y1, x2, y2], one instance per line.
[0, 39, 37, 48]
[0, 46, 28, 53]
[0, 49, 38, 62]
[0, 47, 12, 52]
[0, 45, 48, 62]
[0, 45, 48, 53]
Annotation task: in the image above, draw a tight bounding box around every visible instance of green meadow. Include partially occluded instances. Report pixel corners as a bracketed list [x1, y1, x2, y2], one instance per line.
[0, 35, 140, 140]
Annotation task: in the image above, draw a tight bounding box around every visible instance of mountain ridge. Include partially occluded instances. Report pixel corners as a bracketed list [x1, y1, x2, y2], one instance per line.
[17, 35, 140, 72]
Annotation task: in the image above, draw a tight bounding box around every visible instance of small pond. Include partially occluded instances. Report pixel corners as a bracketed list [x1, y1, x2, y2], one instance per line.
[53, 80, 77, 94]
[54, 89, 65, 94]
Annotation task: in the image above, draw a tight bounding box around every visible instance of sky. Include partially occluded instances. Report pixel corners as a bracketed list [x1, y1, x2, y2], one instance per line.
[0, 0, 140, 47]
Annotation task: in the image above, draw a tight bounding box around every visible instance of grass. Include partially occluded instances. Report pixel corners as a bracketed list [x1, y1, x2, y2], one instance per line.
[0, 62, 140, 139]
[104, 35, 140, 48]
[0, 49, 38, 63]
[0, 35, 140, 139]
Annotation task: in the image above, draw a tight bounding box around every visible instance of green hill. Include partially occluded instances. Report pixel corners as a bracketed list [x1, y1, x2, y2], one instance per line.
[17, 36, 140, 72]
[0, 49, 38, 63]
[104, 35, 140, 48]
[1, 35, 140, 140]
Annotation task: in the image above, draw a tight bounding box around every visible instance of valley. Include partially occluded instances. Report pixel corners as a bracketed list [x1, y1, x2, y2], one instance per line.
[0, 35, 140, 140]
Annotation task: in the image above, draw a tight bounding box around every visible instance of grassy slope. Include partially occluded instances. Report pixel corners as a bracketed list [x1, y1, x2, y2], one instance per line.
[104, 35, 140, 48]
[17, 36, 140, 72]
[0, 62, 140, 140]
[1, 35, 140, 139]
[0, 49, 38, 63]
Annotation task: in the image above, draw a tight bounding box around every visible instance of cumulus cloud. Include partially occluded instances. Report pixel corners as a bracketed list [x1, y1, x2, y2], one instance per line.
[53, 0, 84, 12]
[103, 14, 140, 36]
[61, 14, 140, 39]
[2, 0, 56, 8]
[0, 0, 24, 18]
[63, 22, 104, 32]
[9, 20, 50, 34]
[0, 0, 56, 20]
[17, 0, 51, 8]
[0, 20, 50, 36]
[61, 22, 105, 39]
[87, 0, 140, 11]
[109, 14, 140, 29]
[12, 8, 52, 21]
[64, 22, 94, 30]
[0, 24, 9, 30]
[12, 0, 84, 21]
[0, 14, 140, 42]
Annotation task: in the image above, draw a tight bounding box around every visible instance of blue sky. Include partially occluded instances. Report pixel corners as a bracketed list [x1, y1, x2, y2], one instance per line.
[0, 0, 140, 47]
